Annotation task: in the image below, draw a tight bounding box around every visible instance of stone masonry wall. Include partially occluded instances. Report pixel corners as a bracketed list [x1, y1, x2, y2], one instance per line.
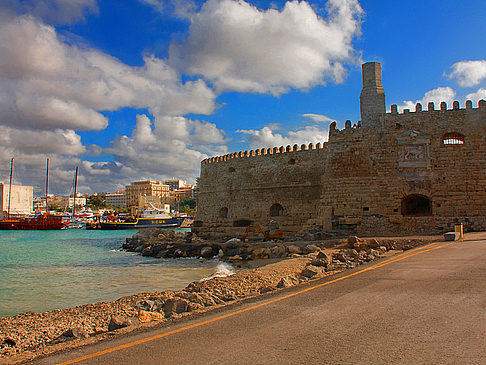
[195, 145, 328, 239]
[319, 100, 486, 236]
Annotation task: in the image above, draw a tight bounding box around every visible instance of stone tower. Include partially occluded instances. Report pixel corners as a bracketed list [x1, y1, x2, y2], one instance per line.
[360, 62, 386, 129]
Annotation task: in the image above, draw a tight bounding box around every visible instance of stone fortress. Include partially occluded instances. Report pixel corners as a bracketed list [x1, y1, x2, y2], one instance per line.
[194, 62, 486, 239]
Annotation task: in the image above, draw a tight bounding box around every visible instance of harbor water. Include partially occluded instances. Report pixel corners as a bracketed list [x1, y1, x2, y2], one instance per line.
[0, 229, 230, 318]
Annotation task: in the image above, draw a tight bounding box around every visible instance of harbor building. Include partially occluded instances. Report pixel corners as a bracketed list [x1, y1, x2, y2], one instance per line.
[105, 191, 126, 208]
[164, 179, 188, 191]
[125, 180, 170, 207]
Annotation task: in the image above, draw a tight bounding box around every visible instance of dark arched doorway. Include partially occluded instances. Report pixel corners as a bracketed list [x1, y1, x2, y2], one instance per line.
[270, 203, 284, 217]
[401, 194, 432, 216]
[219, 207, 228, 218]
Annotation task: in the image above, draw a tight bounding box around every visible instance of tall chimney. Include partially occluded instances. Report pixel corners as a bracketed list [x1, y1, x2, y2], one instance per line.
[360, 62, 386, 129]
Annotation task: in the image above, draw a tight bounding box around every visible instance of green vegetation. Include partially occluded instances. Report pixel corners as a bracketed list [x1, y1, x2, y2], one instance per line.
[179, 198, 196, 215]
[87, 194, 105, 208]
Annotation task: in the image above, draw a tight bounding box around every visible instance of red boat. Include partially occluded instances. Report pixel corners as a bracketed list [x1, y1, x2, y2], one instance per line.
[0, 214, 69, 230]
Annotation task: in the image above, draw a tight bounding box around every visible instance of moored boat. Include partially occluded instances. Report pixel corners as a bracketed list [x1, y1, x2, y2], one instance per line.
[99, 206, 185, 230]
[0, 213, 69, 230]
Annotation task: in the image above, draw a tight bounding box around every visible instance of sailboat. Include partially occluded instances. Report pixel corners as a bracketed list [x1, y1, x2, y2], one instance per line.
[0, 158, 69, 230]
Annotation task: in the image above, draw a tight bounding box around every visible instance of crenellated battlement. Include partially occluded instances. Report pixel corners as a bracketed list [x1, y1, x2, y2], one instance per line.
[202, 141, 329, 165]
[388, 99, 486, 115]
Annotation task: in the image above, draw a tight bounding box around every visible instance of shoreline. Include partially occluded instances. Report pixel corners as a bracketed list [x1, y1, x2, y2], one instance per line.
[0, 235, 440, 364]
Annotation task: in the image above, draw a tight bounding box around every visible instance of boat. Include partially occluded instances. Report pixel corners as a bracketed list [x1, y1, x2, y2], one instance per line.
[99, 205, 185, 230]
[0, 212, 69, 230]
[0, 158, 70, 230]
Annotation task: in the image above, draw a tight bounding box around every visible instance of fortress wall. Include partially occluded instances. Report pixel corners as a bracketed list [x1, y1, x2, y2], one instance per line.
[321, 101, 486, 236]
[195, 144, 329, 239]
[194, 58, 486, 239]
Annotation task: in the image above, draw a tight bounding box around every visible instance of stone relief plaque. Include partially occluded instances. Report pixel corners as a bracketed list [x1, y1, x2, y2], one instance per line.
[397, 131, 431, 169]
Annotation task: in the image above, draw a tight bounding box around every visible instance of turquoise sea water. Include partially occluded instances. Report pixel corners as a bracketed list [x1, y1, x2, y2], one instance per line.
[0, 229, 225, 317]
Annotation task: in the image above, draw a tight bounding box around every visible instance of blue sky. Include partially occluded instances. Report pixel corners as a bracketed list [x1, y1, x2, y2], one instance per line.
[1, 0, 485, 195]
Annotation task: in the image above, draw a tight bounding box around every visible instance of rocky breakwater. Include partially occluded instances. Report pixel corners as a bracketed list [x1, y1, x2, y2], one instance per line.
[122, 228, 438, 263]
[1, 234, 438, 363]
[123, 228, 345, 261]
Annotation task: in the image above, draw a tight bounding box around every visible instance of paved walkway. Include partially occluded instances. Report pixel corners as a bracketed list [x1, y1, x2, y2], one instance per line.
[38, 235, 486, 364]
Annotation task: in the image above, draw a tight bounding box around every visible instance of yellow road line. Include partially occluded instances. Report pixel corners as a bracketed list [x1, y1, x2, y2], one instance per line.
[59, 240, 453, 365]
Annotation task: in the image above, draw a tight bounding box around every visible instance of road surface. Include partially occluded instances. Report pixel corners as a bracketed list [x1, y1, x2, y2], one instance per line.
[38, 234, 486, 364]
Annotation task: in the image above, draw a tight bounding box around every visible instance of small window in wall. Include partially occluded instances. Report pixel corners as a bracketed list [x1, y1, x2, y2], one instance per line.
[270, 203, 284, 217]
[228, 167, 235, 172]
[219, 207, 228, 218]
[288, 158, 296, 165]
[442, 132, 464, 145]
[401, 194, 432, 216]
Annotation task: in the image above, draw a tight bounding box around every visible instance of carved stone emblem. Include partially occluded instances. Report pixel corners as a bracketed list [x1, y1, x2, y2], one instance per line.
[397, 131, 430, 169]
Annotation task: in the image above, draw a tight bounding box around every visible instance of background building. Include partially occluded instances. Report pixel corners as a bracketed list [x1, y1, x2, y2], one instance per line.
[0, 182, 33, 217]
[164, 179, 187, 191]
[105, 191, 126, 207]
[125, 180, 170, 207]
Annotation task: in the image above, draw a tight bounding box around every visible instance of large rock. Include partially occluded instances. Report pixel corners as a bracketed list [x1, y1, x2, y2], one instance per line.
[277, 276, 299, 288]
[251, 247, 270, 259]
[61, 327, 89, 339]
[200, 246, 214, 258]
[301, 265, 319, 278]
[270, 245, 286, 258]
[287, 245, 303, 255]
[164, 299, 188, 317]
[138, 310, 164, 323]
[108, 315, 132, 331]
[333, 252, 347, 262]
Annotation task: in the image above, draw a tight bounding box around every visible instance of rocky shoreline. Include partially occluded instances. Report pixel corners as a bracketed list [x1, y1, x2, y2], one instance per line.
[0, 232, 440, 364]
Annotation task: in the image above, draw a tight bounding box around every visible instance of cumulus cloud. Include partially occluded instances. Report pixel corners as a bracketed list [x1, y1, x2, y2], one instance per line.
[1, 0, 99, 25]
[0, 126, 85, 156]
[170, 0, 363, 95]
[447, 60, 486, 88]
[237, 124, 329, 149]
[466, 88, 486, 104]
[0, 15, 217, 131]
[0, 12, 226, 193]
[105, 114, 227, 183]
[396, 87, 456, 112]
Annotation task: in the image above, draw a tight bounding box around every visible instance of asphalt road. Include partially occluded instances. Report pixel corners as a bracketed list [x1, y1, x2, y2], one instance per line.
[38, 234, 486, 364]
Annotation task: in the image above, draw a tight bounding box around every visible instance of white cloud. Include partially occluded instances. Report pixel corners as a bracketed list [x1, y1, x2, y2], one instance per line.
[0, 13, 226, 193]
[395, 87, 456, 112]
[105, 114, 228, 184]
[2, 0, 99, 25]
[170, 0, 363, 95]
[448, 60, 486, 88]
[141, 0, 197, 19]
[237, 124, 328, 149]
[301, 113, 335, 122]
[466, 88, 486, 104]
[0, 126, 87, 194]
[0, 15, 217, 131]
[142, 0, 165, 12]
[0, 126, 85, 156]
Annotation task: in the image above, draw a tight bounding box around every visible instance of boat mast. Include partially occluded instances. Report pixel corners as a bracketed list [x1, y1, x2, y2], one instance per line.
[45, 158, 49, 212]
[72, 166, 78, 217]
[7, 158, 13, 219]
